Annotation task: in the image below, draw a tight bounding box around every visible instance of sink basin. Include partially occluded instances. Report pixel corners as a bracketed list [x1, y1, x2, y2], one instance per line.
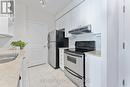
[0, 53, 18, 64]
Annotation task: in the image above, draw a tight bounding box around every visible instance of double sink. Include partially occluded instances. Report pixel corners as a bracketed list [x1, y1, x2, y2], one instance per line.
[0, 52, 19, 64]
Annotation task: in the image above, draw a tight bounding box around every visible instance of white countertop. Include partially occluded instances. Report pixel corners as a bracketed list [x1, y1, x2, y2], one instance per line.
[85, 50, 101, 57]
[0, 49, 25, 87]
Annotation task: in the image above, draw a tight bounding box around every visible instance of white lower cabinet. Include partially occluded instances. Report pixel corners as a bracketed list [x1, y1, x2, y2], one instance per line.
[59, 48, 67, 70]
[19, 57, 29, 87]
[85, 54, 103, 87]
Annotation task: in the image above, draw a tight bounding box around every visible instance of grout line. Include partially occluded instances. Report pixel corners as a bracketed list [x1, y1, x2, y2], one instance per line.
[28, 63, 46, 68]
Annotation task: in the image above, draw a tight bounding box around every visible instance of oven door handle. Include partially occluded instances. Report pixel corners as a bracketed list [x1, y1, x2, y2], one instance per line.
[64, 52, 83, 57]
[64, 66, 83, 80]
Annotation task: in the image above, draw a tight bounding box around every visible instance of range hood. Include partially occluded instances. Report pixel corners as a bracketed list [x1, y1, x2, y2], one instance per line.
[69, 25, 92, 34]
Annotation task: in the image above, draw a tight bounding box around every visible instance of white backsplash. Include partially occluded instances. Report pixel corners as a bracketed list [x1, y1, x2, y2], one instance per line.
[69, 33, 101, 51]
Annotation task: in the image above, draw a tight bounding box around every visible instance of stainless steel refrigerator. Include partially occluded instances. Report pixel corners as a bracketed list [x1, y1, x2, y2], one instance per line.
[48, 30, 68, 69]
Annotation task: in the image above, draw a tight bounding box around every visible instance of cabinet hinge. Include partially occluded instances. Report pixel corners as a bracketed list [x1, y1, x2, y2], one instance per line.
[123, 42, 125, 49]
[122, 79, 125, 86]
[123, 5, 125, 13]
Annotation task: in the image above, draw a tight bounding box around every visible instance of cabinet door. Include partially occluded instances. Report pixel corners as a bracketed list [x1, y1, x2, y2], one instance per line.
[59, 49, 65, 70]
[87, 0, 106, 34]
[56, 14, 71, 37]
[56, 17, 65, 30]
[70, 0, 89, 29]
[64, 13, 72, 37]
[85, 55, 102, 87]
[59, 49, 62, 69]
[56, 20, 60, 30]
[71, 7, 81, 29]
[64, 5, 82, 37]
[22, 58, 29, 87]
[0, 17, 8, 34]
[78, 1, 89, 27]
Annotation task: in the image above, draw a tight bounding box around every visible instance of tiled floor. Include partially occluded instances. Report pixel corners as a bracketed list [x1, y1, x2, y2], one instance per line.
[28, 64, 77, 87]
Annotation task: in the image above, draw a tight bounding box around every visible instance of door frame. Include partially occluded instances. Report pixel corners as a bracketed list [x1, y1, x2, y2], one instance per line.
[118, 0, 126, 87]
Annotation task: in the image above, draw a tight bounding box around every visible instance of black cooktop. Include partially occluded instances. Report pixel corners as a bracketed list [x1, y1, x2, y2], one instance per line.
[64, 48, 94, 55]
[65, 41, 96, 54]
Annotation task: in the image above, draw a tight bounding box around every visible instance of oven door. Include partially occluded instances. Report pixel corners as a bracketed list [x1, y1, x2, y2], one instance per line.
[64, 51, 84, 87]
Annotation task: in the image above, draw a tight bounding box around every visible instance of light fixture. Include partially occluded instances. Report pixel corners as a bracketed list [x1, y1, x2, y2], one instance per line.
[40, 0, 46, 7]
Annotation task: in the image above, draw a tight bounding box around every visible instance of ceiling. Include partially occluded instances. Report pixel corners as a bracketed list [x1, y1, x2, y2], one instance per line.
[17, 0, 73, 16]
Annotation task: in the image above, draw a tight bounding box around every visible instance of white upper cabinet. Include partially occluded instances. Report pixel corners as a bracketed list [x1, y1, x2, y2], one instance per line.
[71, 6, 81, 29]
[0, 17, 13, 37]
[79, 1, 89, 27]
[56, 12, 72, 37]
[85, 0, 106, 34]
[0, 17, 8, 34]
[64, 13, 72, 37]
[56, 18, 62, 30]
[56, 0, 106, 37]
[0, 0, 15, 37]
[74, 0, 105, 34]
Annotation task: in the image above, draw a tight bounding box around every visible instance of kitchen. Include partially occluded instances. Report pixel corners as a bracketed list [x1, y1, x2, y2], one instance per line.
[0, 0, 130, 87]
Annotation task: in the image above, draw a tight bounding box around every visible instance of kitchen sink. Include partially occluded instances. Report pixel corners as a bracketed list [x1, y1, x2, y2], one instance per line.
[0, 53, 18, 64]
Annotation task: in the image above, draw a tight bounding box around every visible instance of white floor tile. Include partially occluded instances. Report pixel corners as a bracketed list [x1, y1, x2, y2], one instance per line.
[28, 64, 77, 87]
